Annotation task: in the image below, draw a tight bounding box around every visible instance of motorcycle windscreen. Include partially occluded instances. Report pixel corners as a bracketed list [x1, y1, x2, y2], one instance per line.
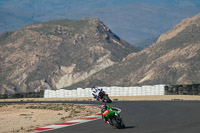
[103, 110, 115, 118]
[103, 110, 109, 116]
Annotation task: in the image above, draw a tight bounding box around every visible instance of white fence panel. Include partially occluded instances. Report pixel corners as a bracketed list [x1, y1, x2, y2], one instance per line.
[110, 87, 116, 96]
[123, 87, 129, 96]
[115, 87, 121, 96]
[77, 88, 85, 97]
[44, 84, 166, 98]
[59, 89, 65, 98]
[120, 87, 125, 96]
[154, 84, 166, 95]
[127, 87, 133, 96]
[68, 90, 72, 98]
[48, 90, 56, 98]
[84, 88, 92, 97]
[106, 87, 111, 95]
[71, 90, 77, 97]
[134, 87, 142, 96]
[64, 90, 70, 97]
[44, 90, 51, 98]
[142, 85, 153, 95]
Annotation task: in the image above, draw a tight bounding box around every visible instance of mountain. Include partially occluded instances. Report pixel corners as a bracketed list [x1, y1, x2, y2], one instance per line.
[65, 14, 200, 89]
[0, 18, 138, 94]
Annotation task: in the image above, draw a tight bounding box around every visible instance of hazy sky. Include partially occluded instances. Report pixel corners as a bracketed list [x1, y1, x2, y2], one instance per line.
[0, 0, 200, 45]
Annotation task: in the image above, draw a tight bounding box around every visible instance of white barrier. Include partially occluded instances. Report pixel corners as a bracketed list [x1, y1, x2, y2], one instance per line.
[44, 84, 166, 98]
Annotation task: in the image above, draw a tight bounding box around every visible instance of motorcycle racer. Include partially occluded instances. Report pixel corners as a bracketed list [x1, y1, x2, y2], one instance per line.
[101, 104, 125, 128]
[101, 104, 112, 124]
[92, 87, 105, 101]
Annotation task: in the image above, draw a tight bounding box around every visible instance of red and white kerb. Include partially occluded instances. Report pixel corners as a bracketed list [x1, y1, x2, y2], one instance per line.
[34, 104, 102, 132]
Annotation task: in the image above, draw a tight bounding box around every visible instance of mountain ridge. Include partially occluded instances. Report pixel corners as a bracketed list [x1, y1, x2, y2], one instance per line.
[0, 18, 138, 94]
[1, 14, 200, 94]
[64, 14, 200, 89]
[157, 14, 200, 43]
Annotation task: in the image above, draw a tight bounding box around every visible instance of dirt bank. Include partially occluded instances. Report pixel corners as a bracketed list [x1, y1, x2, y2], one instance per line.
[0, 103, 99, 133]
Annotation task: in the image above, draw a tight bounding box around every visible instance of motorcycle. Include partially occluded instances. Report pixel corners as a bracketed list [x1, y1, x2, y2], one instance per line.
[92, 88, 112, 103]
[99, 91, 112, 103]
[102, 105, 125, 129]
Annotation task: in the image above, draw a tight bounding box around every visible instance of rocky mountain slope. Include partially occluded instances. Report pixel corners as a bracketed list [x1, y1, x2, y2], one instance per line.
[0, 18, 138, 94]
[66, 14, 200, 89]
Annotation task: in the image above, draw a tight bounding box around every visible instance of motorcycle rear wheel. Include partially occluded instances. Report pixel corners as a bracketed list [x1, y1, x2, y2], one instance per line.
[103, 95, 112, 103]
[111, 117, 123, 129]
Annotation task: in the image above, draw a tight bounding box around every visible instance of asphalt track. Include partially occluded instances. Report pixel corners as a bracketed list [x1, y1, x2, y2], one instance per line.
[1, 101, 200, 133]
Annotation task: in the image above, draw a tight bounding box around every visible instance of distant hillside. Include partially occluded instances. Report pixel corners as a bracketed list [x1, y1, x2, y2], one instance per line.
[0, 18, 138, 94]
[66, 14, 200, 89]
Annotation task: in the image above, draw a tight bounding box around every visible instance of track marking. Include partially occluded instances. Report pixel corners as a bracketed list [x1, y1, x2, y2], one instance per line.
[34, 104, 121, 132]
[34, 104, 101, 132]
[55, 122, 79, 125]
[34, 128, 53, 131]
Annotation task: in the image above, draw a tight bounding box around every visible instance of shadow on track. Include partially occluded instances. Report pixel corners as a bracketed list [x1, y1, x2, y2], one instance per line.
[112, 125, 135, 130]
[124, 126, 135, 129]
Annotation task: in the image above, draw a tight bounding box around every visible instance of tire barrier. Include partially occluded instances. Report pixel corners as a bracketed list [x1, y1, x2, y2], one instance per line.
[1, 84, 200, 99]
[0, 90, 44, 99]
[164, 84, 200, 95]
[44, 85, 166, 98]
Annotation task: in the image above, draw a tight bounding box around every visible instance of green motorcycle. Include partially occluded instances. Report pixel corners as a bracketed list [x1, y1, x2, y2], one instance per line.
[102, 105, 125, 129]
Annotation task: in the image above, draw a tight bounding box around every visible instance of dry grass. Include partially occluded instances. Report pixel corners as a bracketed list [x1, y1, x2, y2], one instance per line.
[0, 103, 99, 133]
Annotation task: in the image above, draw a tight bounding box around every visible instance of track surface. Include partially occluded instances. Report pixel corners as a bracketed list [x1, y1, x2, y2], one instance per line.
[1, 101, 200, 133]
